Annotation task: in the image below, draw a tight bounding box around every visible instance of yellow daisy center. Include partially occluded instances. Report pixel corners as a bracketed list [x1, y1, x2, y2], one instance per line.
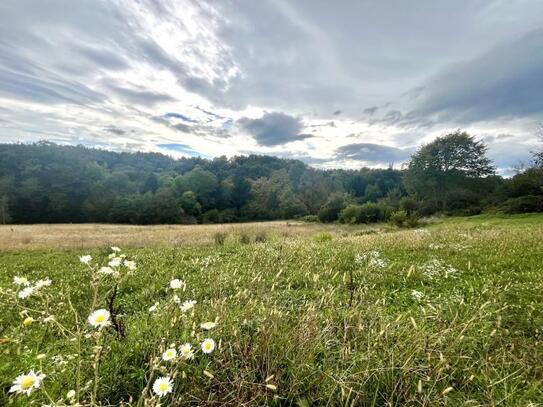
[158, 382, 169, 392]
[21, 376, 35, 389]
[95, 315, 105, 323]
[205, 343, 211, 350]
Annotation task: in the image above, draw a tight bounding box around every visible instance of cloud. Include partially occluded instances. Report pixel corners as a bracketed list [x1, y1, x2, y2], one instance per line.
[106, 82, 176, 106]
[237, 112, 312, 146]
[335, 143, 412, 165]
[0, 0, 541, 171]
[402, 29, 543, 126]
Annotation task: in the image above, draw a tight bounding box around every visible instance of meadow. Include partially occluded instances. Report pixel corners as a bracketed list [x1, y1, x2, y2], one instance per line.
[1, 214, 542, 406]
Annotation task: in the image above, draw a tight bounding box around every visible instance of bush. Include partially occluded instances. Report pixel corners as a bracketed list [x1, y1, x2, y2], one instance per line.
[202, 209, 220, 224]
[338, 204, 362, 224]
[338, 202, 391, 224]
[254, 231, 267, 243]
[214, 231, 227, 245]
[389, 210, 409, 227]
[499, 195, 543, 214]
[298, 215, 319, 223]
[399, 196, 418, 215]
[318, 193, 348, 223]
[218, 208, 238, 223]
[358, 202, 389, 223]
[238, 230, 251, 244]
[417, 200, 439, 217]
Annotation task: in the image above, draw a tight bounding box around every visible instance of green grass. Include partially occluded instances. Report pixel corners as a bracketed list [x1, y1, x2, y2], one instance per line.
[1, 214, 543, 406]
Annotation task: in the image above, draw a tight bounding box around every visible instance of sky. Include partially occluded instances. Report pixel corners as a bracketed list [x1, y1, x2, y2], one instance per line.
[0, 0, 542, 175]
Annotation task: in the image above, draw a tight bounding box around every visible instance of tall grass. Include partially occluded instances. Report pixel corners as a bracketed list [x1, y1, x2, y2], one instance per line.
[1, 214, 542, 405]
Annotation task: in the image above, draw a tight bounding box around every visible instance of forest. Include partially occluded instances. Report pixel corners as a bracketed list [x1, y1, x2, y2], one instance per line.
[1, 131, 542, 225]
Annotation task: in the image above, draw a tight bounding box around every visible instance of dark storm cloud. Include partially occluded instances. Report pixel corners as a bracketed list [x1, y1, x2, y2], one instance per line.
[237, 112, 312, 146]
[335, 143, 412, 164]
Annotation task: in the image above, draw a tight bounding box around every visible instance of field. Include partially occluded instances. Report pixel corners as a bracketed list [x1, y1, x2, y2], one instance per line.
[1, 214, 542, 406]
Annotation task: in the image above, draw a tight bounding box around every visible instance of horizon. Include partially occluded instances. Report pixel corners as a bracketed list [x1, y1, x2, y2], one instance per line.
[1, 1, 542, 176]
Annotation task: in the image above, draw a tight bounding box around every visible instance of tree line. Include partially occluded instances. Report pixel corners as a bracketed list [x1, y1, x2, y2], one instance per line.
[0, 130, 541, 225]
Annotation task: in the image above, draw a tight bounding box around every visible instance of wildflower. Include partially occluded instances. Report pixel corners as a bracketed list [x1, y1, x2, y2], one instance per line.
[23, 317, 34, 327]
[200, 321, 217, 330]
[34, 279, 52, 289]
[411, 290, 424, 301]
[98, 266, 116, 275]
[79, 255, 92, 265]
[111, 246, 121, 252]
[356, 251, 388, 268]
[43, 316, 55, 323]
[201, 338, 215, 354]
[108, 257, 122, 268]
[87, 309, 110, 328]
[179, 343, 194, 360]
[148, 302, 159, 313]
[169, 279, 185, 290]
[162, 348, 177, 361]
[9, 370, 45, 396]
[152, 376, 173, 397]
[13, 276, 29, 286]
[123, 260, 137, 271]
[67, 389, 76, 399]
[18, 286, 35, 299]
[179, 300, 196, 312]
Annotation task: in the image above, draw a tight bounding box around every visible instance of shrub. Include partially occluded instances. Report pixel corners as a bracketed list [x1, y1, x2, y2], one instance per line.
[298, 215, 319, 223]
[499, 195, 543, 214]
[238, 230, 251, 244]
[254, 231, 267, 243]
[338, 204, 362, 224]
[202, 209, 220, 224]
[399, 196, 418, 215]
[218, 208, 238, 223]
[318, 193, 348, 223]
[358, 202, 389, 223]
[214, 231, 227, 245]
[389, 210, 409, 227]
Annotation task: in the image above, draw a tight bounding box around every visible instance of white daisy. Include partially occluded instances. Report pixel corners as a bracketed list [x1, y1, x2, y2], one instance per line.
[169, 279, 185, 289]
[162, 348, 177, 361]
[98, 266, 116, 275]
[13, 276, 29, 286]
[111, 246, 121, 252]
[123, 260, 137, 271]
[200, 321, 217, 330]
[34, 278, 52, 289]
[87, 309, 110, 328]
[179, 343, 194, 360]
[152, 376, 173, 397]
[108, 257, 122, 268]
[201, 338, 215, 354]
[79, 255, 92, 265]
[9, 370, 45, 396]
[179, 300, 196, 312]
[148, 302, 159, 313]
[18, 286, 35, 299]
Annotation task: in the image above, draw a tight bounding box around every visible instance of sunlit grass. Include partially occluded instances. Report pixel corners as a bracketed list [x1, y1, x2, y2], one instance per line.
[1, 214, 542, 405]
